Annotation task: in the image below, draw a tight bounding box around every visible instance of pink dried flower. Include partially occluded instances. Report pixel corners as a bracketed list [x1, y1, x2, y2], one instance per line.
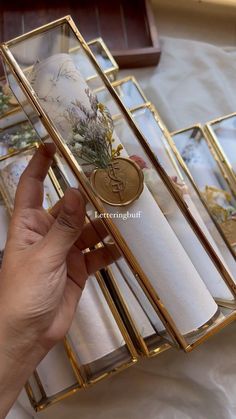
[130, 155, 148, 169]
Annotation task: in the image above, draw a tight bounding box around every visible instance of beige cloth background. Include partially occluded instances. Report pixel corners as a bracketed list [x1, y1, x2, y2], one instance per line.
[7, 36, 236, 419]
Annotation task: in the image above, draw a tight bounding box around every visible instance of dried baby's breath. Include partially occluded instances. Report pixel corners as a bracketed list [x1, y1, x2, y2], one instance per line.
[0, 122, 38, 153]
[65, 89, 123, 169]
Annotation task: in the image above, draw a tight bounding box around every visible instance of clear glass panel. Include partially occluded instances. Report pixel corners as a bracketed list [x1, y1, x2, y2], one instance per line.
[4, 20, 235, 345]
[67, 274, 136, 382]
[113, 114, 235, 301]
[130, 106, 179, 178]
[108, 261, 166, 330]
[0, 76, 18, 117]
[27, 342, 79, 405]
[113, 78, 147, 109]
[129, 107, 236, 276]
[88, 39, 117, 73]
[52, 161, 170, 353]
[173, 126, 236, 254]
[102, 265, 169, 354]
[95, 78, 147, 120]
[0, 54, 24, 129]
[210, 115, 236, 173]
[0, 37, 116, 131]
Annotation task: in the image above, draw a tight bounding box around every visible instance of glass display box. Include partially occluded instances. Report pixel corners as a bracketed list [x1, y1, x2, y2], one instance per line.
[1, 16, 236, 356]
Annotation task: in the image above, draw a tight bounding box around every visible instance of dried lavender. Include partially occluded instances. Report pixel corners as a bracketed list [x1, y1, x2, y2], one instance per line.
[65, 89, 123, 170]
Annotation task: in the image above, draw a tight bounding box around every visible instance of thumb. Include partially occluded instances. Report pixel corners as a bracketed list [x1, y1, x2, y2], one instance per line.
[44, 188, 86, 257]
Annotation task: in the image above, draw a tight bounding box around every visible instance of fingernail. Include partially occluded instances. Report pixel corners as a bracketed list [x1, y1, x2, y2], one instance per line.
[64, 188, 83, 215]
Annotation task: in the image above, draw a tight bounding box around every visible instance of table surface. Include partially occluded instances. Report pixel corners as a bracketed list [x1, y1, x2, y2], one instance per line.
[153, 0, 236, 46]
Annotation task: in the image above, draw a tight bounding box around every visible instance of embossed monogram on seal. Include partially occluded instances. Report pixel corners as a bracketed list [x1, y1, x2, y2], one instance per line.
[90, 157, 144, 206]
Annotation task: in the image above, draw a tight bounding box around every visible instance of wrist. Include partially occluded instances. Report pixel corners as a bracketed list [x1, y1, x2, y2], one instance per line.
[0, 348, 30, 419]
[0, 319, 45, 418]
[0, 308, 46, 369]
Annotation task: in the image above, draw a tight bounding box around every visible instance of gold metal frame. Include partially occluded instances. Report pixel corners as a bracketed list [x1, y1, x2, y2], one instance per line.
[89, 76, 236, 336]
[170, 123, 236, 258]
[1, 16, 236, 351]
[0, 144, 138, 410]
[105, 265, 171, 358]
[126, 102, 236, 312]
[112, 75, 149, 103]
[26, 270, 138, 410]
[25, 374, 81, 412]
[0, 145, 84, 411]
[93, 75, 148, 107]
[48, 167, 139, 386]
[0, 37, 119, 127]
[118, 100, 187, 180]
[87, 38, 119, 81]
[205, 113, 236, 197]
[112, 83, 236, 305]
[71, 269, 138, 387]
[53, 159, 170, 358]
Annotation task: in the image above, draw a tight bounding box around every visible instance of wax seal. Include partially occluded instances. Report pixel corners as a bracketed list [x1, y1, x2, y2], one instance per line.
[90, 157, 144, 206]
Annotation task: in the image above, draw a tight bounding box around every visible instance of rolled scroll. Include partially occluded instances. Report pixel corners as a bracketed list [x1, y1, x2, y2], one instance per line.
[125, 114, 236, 300]
[68, 275, 126, 366]
[109, 263, 160, 338]
[36, 343, 77, 397]
[29, 53, 221, 335]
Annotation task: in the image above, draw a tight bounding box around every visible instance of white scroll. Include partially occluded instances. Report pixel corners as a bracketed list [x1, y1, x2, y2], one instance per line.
[36, 343, 77, 397]
[125, 124, 236, 300]
[68, 275, 125, 365]
[28, 53, 222, 335]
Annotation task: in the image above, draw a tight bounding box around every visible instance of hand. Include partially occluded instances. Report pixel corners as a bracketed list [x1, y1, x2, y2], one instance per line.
[0, 144, 115, 417]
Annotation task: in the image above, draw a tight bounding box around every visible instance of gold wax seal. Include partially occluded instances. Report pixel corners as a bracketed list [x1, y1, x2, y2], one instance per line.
[90, 157, 144, 206]
[220, 219, 236, 247]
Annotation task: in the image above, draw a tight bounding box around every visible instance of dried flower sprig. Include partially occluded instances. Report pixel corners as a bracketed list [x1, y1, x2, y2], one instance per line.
[0, 122, 38, 153]
[202, 186, 236, 223]
[65, 89, 123, 170]
[0, 85, 11, 116]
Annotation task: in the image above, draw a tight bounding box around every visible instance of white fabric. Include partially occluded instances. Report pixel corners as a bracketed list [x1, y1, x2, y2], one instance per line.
[10, 37, 236, 419]
[121, 37, 236, 132]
